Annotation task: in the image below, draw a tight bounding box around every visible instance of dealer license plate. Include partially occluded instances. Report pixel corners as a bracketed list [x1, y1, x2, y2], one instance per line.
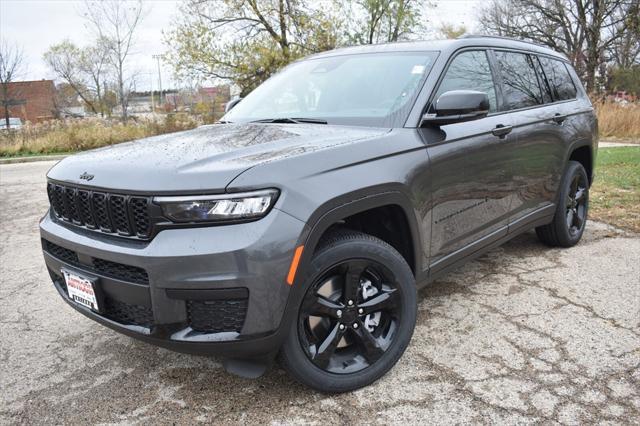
[62, 269, 99, 311]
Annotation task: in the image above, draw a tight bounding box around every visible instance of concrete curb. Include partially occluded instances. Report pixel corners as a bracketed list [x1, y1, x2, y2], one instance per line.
[599, 142, 639, 148]
[0, 154, 68, 165]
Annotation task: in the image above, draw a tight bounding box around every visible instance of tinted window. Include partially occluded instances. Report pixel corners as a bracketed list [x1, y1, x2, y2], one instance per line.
[434, 50, 498, 112]
[495, 51, 544, 110]
[532, 57, 553, 104]
[538, 56, 577, 101]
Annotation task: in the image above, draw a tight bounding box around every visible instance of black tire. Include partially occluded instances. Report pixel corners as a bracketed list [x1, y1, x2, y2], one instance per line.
[280, 230, 417, 393]
[536, 160, 589, 247]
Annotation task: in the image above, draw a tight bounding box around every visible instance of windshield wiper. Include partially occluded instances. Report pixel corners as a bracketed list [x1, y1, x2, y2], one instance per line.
[250, 117, 327, 125]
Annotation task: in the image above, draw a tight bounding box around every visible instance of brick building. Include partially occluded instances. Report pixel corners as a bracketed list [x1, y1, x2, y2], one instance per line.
[1, 80, 56, 123]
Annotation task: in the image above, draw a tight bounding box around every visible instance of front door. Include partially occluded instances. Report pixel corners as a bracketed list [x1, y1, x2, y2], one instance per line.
[420, 49, 515, 270]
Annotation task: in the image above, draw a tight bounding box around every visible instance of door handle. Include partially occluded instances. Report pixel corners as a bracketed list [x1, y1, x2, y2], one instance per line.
[552, 113, 567, 124]
[491, 124, 513, 138]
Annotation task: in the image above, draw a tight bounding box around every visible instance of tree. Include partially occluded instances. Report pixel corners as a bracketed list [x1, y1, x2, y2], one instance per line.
[607, 65, 640, 94]
[608, 1, 640, 69]
[478, 0, 634, 94]
[343, 0, 427, 45]
[82, 0, 146, 121]
[164, 0, 340, 95]
[44, 40, 99, 114]
[79, 39, 111, 116]
[439, 23, 467, 39]
[0, 39, 24, 129]
[53, 82, 83, 117]
[45, 40, 115, 117]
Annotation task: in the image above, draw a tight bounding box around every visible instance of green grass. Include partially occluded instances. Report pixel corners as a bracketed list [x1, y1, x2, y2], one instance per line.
[590, 146, 640, 232]
[0, 151, 74, 158]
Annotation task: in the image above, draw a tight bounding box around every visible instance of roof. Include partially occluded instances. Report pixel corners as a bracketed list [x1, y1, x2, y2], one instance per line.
[305, 36, 568, 62]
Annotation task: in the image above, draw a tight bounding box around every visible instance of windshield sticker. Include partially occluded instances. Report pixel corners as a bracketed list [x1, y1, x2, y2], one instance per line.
[411, 65, 426, 74]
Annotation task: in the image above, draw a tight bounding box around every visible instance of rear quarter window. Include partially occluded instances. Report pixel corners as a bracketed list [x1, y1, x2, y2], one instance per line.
[538, 56, 577, 101]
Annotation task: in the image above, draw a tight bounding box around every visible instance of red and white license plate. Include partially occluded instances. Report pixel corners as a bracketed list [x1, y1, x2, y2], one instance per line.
[62, 269, 99, 311]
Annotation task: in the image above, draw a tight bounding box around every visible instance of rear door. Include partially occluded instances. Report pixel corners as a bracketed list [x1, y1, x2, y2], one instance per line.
[492, 50, 567, 230]
[420, 49, 515, 269]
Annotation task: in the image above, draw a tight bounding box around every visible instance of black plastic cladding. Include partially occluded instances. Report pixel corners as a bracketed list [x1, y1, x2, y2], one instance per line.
[54, 274, 154, 328]
[187, 299, 248, 333]
[47, 182, 152, 239]
[103, 297, 154, 328]
[43, 240, 149, 285]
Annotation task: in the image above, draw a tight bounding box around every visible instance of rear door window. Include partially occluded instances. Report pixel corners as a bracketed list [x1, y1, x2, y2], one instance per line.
[495, 51, 544, 110]
[538, 56, 577, 101]
[532, 57, 553, 104]
[433, 50, 498, 112]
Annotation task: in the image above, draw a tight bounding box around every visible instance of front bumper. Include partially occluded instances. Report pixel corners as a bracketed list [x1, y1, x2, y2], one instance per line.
[40, 208, 306, 358]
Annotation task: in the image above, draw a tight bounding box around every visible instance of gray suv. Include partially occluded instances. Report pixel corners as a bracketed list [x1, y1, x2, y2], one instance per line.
[40, 36, 597, 392]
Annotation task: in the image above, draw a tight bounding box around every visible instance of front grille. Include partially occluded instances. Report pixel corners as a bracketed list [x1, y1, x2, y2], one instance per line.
[47, 182, 152, 239]
[92, 258, 149, 285]
[187, 299, 248, 333]
[103, 297, 154, 328]
[43, 240, 149, 285]
[43, 240, 79, 265]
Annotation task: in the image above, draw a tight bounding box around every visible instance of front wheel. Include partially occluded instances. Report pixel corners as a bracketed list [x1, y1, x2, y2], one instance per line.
[280, 230, 416, 392]
[536, 160, 589, 247]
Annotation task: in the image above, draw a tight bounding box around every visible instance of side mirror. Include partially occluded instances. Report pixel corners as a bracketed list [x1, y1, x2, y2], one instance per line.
[421, 90, 490, 126]
[225, 98, 242, 113]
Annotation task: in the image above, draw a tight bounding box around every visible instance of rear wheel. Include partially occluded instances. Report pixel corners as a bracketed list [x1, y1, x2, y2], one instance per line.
[280, 230, 416, 392]
[536, 160, 589, 247]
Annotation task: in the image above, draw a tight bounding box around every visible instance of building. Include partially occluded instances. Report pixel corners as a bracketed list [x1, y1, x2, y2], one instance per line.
[1, 80, 56, 123]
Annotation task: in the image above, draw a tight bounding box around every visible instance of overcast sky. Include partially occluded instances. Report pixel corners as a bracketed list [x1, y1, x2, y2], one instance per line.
[0, 0, 481, 91]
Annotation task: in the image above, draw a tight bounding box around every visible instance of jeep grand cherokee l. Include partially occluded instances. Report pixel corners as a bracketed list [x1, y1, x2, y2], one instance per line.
[40, 36, 597, 392]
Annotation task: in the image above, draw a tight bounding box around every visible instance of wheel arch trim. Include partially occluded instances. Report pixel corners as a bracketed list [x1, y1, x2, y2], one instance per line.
[565, 139, 595, 184]
[296, 189, 423, 281]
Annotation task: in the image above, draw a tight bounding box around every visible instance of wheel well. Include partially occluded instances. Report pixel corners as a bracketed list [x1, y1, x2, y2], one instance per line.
[318, 205, 416, 274]
[569, 146, 593, 184]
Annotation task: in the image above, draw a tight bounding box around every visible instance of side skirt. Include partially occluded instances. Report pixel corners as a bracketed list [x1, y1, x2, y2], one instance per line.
[419, 205, 555, 288]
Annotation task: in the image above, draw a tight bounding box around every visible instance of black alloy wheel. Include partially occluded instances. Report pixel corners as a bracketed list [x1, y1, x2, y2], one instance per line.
[565, 172, 588, 236]
[298, 259, 401, 374]
[280, 230, 416, 393]
[536, 160, 589, 247]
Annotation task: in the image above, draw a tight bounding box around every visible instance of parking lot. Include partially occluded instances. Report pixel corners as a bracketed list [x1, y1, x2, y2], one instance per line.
[1, 160, 639, 424]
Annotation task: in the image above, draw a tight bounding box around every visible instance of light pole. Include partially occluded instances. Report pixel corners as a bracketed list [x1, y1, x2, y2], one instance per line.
[152, 54, 163, 107]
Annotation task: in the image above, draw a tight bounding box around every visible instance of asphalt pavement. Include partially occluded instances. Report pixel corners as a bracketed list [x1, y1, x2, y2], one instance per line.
[1, 161, 639, 424]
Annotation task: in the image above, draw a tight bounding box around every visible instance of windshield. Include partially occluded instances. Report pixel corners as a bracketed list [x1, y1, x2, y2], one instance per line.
[223, 52, 438, 127]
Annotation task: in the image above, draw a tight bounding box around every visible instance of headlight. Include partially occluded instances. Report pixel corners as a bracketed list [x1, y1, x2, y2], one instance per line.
[154, 189, 278, 223]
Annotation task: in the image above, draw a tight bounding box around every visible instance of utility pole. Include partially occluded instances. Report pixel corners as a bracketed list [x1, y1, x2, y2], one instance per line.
[149, 73, 155, 112]
[152, 54, 163, 107]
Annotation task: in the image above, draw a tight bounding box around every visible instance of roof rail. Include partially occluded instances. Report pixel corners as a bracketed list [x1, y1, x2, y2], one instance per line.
[458, 33, 550, 50]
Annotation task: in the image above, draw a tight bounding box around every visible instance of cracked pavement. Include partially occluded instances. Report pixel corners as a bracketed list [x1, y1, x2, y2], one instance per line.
[1, 161, 639, 425]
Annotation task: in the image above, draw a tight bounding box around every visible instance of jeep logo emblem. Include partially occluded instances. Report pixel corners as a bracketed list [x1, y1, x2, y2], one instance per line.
[79, 172, 94, 181]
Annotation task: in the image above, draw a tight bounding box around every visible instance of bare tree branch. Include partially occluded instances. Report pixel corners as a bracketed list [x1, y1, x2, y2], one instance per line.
[81, 0, 147, 121]
[0, 39, 25, 129]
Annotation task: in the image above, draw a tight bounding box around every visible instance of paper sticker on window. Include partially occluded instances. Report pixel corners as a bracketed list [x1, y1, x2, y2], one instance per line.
[411, 65, 426, 74]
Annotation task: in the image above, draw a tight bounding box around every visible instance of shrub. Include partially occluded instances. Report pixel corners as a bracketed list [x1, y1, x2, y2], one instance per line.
[0, 114, 201, 157]
[595, 102, 640, 140]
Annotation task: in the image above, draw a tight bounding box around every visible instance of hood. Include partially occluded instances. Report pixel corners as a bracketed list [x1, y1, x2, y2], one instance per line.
[47, 123, 389, 193]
